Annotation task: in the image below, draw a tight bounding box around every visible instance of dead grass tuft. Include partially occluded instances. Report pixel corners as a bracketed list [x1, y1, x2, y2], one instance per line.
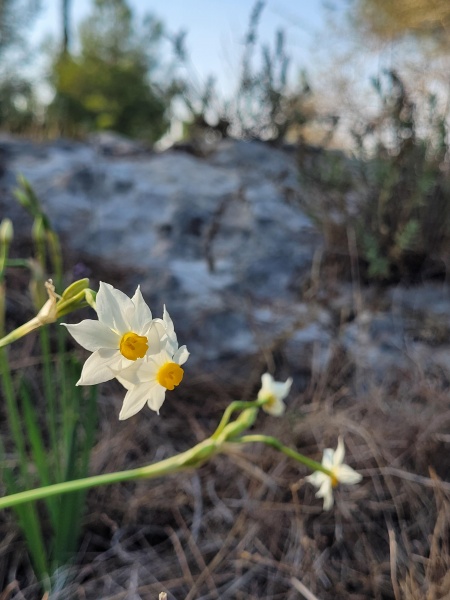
[2, 340, 449, 600]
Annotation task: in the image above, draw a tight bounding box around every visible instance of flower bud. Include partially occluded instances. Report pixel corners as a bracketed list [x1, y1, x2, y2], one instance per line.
[61, 278, 90, 300]
[0, 219, 13, 246]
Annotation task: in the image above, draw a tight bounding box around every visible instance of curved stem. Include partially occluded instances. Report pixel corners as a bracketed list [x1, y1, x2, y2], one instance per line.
[235, 434, 333, 478]
[211, 399, 266, 440]
[0, 438, 217, 510]
[0, 317, 43, 348]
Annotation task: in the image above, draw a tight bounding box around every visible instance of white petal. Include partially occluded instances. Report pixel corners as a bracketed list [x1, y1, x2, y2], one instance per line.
[274, 399, 286, 416]
[260, 372, 273, 392]
[162, 305, 176, 339]
[96, 282, 132, 333]
[316, 478, 333, 509]
[130, 286, 153, 332]
[147, 384, 166, 413]
[139, 361, 159, 382]
[263, 397, 285, 416]
[146, 321, 166, 355]
[272, 377, 293, 400]
[77, 349, 120, 385]
[322, 448, 334, 470]
[305, 471, 327, 487]
[115, 375, 133, 391]
[150, 348, 172, 368]
[94, 282, 117, 330]
[173, 345, 189, 366]
[335, 464, 362, 485]
[115, 360, 146, 386]
[63, 320, 119, 352]
[333, 436, 345, 467]
[119, 384, 152, 420]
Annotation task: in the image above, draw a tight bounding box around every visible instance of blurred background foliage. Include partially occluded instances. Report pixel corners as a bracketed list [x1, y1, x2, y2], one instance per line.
[47, 0, 170, 140]
[352, 0, 450, 52]
[0, 0, 449, 283]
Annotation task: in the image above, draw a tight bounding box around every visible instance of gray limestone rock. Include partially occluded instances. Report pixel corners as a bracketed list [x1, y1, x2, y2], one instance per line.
[0, 137, 327, 385]
[2, 136, 449, 390]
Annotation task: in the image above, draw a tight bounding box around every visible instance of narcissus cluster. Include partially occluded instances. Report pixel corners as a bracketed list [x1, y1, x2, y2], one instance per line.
[63, 282, 189, 419]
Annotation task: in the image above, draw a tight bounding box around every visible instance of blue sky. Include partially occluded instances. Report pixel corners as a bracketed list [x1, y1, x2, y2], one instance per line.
[32, 0, 340, 95]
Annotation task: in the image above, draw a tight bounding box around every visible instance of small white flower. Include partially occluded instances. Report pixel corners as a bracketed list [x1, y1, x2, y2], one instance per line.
[306, 437, 362, 510]
[62, 282, 163, 385]
[257, 372, 293, 416]
[116, 307, 189, 419]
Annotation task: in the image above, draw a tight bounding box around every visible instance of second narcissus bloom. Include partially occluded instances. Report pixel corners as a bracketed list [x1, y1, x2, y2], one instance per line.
[115, 307, 189, 419]
[63, 282, 164, 385]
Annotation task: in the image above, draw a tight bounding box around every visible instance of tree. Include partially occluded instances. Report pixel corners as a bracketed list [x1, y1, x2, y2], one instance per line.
[0, 0, 41, 57]
[61, 0, 71, 54]
[351, 0, 450, 51]
[47, 0, 171, 142]
[0, 0, 41, 133]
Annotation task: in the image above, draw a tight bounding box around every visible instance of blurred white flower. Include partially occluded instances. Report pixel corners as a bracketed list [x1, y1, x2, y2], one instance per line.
[63, 282, 163, 385]
[257, 372, 293, 416]
[306, 437, 362, 510]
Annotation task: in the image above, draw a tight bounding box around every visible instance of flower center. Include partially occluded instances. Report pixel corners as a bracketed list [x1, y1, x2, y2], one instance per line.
[119, 332, 148, 360]
[264, 393, 276, 408]
[330, 471, 339, 489]
[156, 361, 184, 390]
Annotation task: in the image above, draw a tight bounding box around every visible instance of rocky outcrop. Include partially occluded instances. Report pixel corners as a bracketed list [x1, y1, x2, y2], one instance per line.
[0, 136, 325, 382]
[1, 134, 449, 389]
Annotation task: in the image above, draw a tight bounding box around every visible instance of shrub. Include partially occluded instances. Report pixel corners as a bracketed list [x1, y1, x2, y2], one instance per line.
[301, 70, 450, 283]
[47, 0, 171, 143]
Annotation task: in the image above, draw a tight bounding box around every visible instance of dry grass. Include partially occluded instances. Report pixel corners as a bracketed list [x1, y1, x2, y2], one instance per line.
[1, 344, 449, 600]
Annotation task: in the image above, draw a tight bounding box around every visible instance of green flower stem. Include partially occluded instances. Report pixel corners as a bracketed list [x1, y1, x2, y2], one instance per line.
[0, 318, 48, 348]
[0, 219, 12, 335]
[0, 438, 218, 510]
[39, 326, 60, 480]
[0, 405, 332, 511]
[0, 287, 96, 348]
[235, 434, 333, 479]
[211, 399, 267, 440]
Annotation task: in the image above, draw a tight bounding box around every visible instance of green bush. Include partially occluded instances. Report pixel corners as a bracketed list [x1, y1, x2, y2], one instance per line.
[47, 0, 170, 142]
[301, 70, 450, 283]
[48, 53, 169, 141]
[0, 76, 37, 133]
[355, 71, 450, 280]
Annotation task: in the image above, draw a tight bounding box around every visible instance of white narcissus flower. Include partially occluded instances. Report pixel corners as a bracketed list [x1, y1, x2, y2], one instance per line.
[116, 308, 189, 419]
[306, 437, 362, 510]
[257, 372, 293, 416]
[62, 282, 163, 385]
